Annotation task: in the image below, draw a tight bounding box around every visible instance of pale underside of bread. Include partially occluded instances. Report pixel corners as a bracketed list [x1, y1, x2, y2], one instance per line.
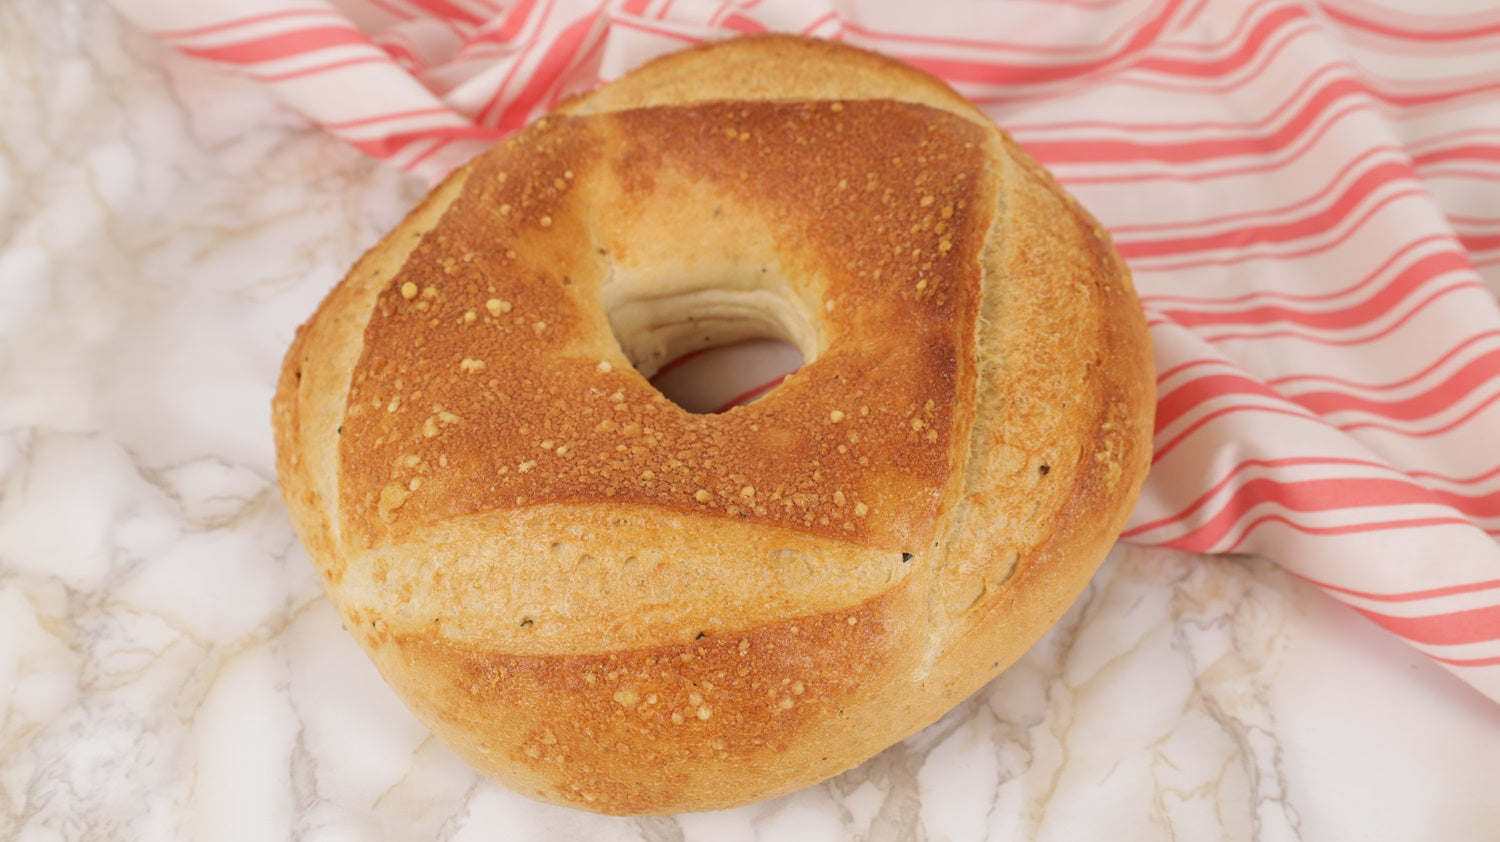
[272, 35, 1153, 814]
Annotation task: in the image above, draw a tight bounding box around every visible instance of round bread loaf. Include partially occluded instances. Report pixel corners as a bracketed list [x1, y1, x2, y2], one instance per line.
[272, 34, 1154, 815]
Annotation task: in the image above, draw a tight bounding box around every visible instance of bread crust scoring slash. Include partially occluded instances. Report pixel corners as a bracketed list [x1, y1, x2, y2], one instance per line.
[272, 34, 1155, 815]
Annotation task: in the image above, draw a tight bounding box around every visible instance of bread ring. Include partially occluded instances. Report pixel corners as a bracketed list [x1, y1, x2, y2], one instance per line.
[272, 34, 1154, 815]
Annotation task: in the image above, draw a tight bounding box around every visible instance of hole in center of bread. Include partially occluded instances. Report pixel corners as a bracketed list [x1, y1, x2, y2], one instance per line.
[602, 270, 816, 414]
[648, 338, 804, 414]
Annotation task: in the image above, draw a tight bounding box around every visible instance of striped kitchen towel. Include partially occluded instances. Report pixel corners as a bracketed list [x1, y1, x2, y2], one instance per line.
[107, 0, 1500, 704]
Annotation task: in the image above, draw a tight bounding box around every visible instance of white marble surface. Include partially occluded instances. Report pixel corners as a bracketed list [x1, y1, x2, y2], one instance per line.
[6, 2, 1500, 839]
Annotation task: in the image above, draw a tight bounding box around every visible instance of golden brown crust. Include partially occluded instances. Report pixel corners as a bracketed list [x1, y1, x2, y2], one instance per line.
[272, 34, 1154, 815]
[373, 580, 929, 811]
[340, 101, 989, 552]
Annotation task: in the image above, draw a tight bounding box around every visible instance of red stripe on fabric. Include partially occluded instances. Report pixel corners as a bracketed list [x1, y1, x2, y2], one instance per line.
[1036, 0, 1138, 7]
[1153, 404, 1314, 462]
[325, 106, 455, 130]
[1017, 34, 1348, 143]
[1157, 251, 1471, 329]
[1026, 77, 1368, 166]
[363, 0, 423, 23]
[1338, 380, 1500, 438]
[1139, 235, 1453, 306]
[1409, 126, 1500, 154]
[714, 376, 789, 414]
[1460, 232, 1500, 252]
[1134, 454, 1500, 541]
[1155, 372, 1288, 432]
[348, 135, 425, 161]
[719, 12, 768, 34]
[1132, 512, 1479, 551]
[1209, 513, 1478, 552]
[1173, 0, 1217, 30]
[1184, 279, 1478, 347]
[392, 136, 449, 173]
[966, 49, 1500, 110]
[1115, 160, 1414, 260]
[400, 133, 477, 175]
[608, 16, 707, 43]
[838, 0, 1156, 56]
[1320, 1, 1500, 42]
[1154, 356, 1227, 385]
[1350, 603, 1500, 647]
[373, 37, 422, 72]
[956, 18, 1306, 106]
[1124, 455, 1410, 538]
[474, 0, 558, 126]
[798, 11, 838, 36]
[544, 21, 611, 111]
[704, 0, 733, 27]
[252, 55, 391, 83]
[1415, 144, 1500, 167]
[405, 0, 485, 26]
[1110, 145, 1397, 232]
[1120, 186, 1430, 269]
[1017, 60, 1500, 111]
[1298, 574, 1500, 603]
[1374, 77, 1500, 110]
[893, 0, 1184, 85]
[348, 124, 504, 159]
[1269, 330, 1500, 393]
[1048, 102, 1371, 187]
[1012, 65, 1343, 137]
[152, 8, 335, 40]
[1428, 652, 1500, 667]
[1449, 214, 1500, 230]
[1156, 476, 1460, 551]
[1291, 348, 1500, 421]
[495, 10, 601, 132]
[175, 25, 377, 64]
[1410, 462, 1500, 488]
[1421, 168, 1500, 183]
[463, 0, 541, 49]
[1131, 4, 1309, 79]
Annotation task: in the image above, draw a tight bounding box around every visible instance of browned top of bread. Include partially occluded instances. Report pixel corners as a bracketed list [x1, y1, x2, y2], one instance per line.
[341, 100, 991, 554]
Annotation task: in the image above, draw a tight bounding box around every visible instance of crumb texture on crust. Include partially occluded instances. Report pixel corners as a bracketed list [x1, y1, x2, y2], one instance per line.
[340, 100, 990, 553]
[376, 580, 929, 813]
[271, 33, 1154, 815]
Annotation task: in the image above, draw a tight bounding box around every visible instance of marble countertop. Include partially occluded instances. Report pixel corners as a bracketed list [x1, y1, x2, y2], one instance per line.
[6, 2, 1500, 839]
